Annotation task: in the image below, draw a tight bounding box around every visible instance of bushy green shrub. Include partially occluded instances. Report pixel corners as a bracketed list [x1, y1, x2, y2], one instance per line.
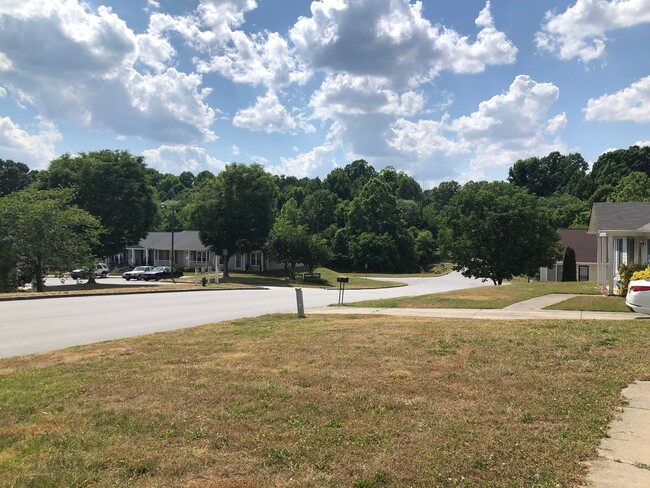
[619, 262, 648, 295]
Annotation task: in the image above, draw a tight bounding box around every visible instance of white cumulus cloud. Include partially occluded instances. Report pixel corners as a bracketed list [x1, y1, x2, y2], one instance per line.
[0, 116, 61, 168]
[536, 0, 650, 63]
[584, 76, 650, 122]
[290, 0, 516, 88]
[310, 74, 426, 119]
[390, 75, 568, 181]
[143, 145, 226, 173]
[0, 0, 216, 143]
[233, 91, 313, 134]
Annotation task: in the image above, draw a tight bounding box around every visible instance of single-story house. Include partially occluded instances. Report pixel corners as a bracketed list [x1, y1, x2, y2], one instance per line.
[121, 231, 285, 272]
[540, 228, 597, 282]
[587, 202, 650, 294]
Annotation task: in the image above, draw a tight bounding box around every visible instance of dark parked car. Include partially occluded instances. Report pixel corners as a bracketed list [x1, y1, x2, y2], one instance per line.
[141, 266, 183, 281]
[122, 266, 154, 281]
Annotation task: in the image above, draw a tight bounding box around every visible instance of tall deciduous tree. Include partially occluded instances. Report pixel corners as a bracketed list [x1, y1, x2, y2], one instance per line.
[441, 182, 559, 285]
[346, 178, 416, 272]
[591, 145, 650, 189]
[508, 151, 589, 198]
[192, 163, 278, 277]
[607, 171, 650, 202]
[0, 188, 101, 292]
[38, 150, 156, 257]
[0, 159, 37, 196]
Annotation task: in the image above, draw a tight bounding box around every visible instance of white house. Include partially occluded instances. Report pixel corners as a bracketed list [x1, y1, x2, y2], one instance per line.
[587, 202, 650, 294]
[123, 231, 285, 272]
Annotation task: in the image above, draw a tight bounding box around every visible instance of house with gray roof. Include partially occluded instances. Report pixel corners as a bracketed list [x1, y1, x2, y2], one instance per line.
[540, 229, 597, 282]
[124, 231, 284, 272]
[587, 202, 650, 294]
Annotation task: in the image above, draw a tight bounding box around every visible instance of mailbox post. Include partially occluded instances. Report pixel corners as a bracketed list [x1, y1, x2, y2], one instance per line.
[337, 276, 349, 305]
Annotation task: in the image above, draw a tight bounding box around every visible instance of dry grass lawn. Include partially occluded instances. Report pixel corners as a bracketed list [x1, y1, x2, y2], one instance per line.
[347, 280, 601, 309]
[1, 314, 649, 487]
[546, 295, 632, 313]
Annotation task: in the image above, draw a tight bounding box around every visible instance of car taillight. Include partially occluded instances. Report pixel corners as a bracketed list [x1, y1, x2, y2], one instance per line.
[630, 285, 650, 292]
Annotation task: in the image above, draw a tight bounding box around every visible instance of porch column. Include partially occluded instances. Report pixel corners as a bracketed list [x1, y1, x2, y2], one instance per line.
[596, 235, 602, 287]
[607, 235, 614, 295]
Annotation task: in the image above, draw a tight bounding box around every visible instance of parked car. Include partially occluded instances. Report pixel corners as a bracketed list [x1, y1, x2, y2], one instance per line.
[122, 266, 154, 281]
[626, 279, 650, 315]
[71, 263, 109, 279]
[141, 266, 183, 281]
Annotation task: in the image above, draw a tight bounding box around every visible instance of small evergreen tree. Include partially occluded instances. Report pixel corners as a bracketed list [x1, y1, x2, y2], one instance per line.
[562, 247, 577, 282]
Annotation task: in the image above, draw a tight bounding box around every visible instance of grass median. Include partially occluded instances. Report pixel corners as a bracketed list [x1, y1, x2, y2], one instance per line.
[1, 314, 648, 486]
[345, 280, 602, 309]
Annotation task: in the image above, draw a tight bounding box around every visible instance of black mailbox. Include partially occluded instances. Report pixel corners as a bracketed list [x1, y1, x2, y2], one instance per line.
[337, 276, 349, 283]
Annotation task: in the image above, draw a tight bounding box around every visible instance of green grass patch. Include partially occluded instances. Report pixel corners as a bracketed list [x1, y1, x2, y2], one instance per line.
[1, 313, 649, 486]
[546, 295, 632, 313]
[225, 266, 405, 289]
[347, 262, 454, 279]
[346, 280, 601, 309]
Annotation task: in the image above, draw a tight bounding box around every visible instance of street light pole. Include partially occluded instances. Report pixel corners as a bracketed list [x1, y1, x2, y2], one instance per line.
[171, 207, 175, 283]
[162, 201, 177, 284]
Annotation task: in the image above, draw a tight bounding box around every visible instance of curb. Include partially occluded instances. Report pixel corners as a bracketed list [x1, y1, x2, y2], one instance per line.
[0, 286, 268, 302]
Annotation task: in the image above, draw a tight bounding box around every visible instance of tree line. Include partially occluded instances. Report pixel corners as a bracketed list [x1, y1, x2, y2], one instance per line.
[1, 145, 649, 291]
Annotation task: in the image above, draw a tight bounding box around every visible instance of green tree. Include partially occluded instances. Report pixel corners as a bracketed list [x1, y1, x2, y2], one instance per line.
[508, 151, 589, 198]
[303, 235, 331, 274]
[346, 178, 417, 272]
[324, 167, 353, 201]
[264, 199, 310, 279]
[38, 150, 156, 257]
[541, 194, 591, 228]
[441, 182, 560, 285]
[178, 170, 196, 188]
[344, 159, 377, 195]
[561, 247, 577, 282]
[0, 159, 37, 196]
[0, 188, 101, 292]
[302, 189, 338, 233]
[414, 229, 437, 270]
[192, 163, 278, 277]
[607, 171, 650, 202]
[591, 145, 650, 189]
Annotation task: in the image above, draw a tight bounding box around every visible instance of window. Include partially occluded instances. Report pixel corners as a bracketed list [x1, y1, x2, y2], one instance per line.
[250, 251, 261, 267]
[616, 238, 624, 268]
[579, 266, 589, 282]
[235, 253, 243, 269]
[627, 238, 635, 263]
[196, 251, 207, 263]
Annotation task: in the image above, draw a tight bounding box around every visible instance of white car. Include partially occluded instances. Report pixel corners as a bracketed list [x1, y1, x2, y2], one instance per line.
[70, 263, 109, 279]
[122, 266, 153, 281]
[626, 279, 650, 315]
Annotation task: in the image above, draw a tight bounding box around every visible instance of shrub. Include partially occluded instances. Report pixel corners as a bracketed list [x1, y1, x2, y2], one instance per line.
[631, 267, 650, 281]
[561, 247, 577, 282]
[619, 262, 648, 295]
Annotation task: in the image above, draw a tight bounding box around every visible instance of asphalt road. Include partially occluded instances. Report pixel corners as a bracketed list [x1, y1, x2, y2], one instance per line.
[0, 272, 488, 359]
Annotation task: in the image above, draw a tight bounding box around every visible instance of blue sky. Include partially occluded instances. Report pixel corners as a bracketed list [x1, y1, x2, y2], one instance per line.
[0, 0, 649, 187]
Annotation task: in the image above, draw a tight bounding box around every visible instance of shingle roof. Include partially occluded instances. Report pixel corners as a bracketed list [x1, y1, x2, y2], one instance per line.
[588, 202, 650, 234]
[559, 229, 597, 263]
[133, 231, 207, 250]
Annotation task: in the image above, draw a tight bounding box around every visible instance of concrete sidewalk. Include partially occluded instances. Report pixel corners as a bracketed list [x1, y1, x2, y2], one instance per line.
[308, 292, 642, 320]
[587, 382, 650, 487]
[307, 305, 638, 321]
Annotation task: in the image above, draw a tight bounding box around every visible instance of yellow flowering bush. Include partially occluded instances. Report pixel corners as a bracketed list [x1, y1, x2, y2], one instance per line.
[630, 267, 650, 281]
